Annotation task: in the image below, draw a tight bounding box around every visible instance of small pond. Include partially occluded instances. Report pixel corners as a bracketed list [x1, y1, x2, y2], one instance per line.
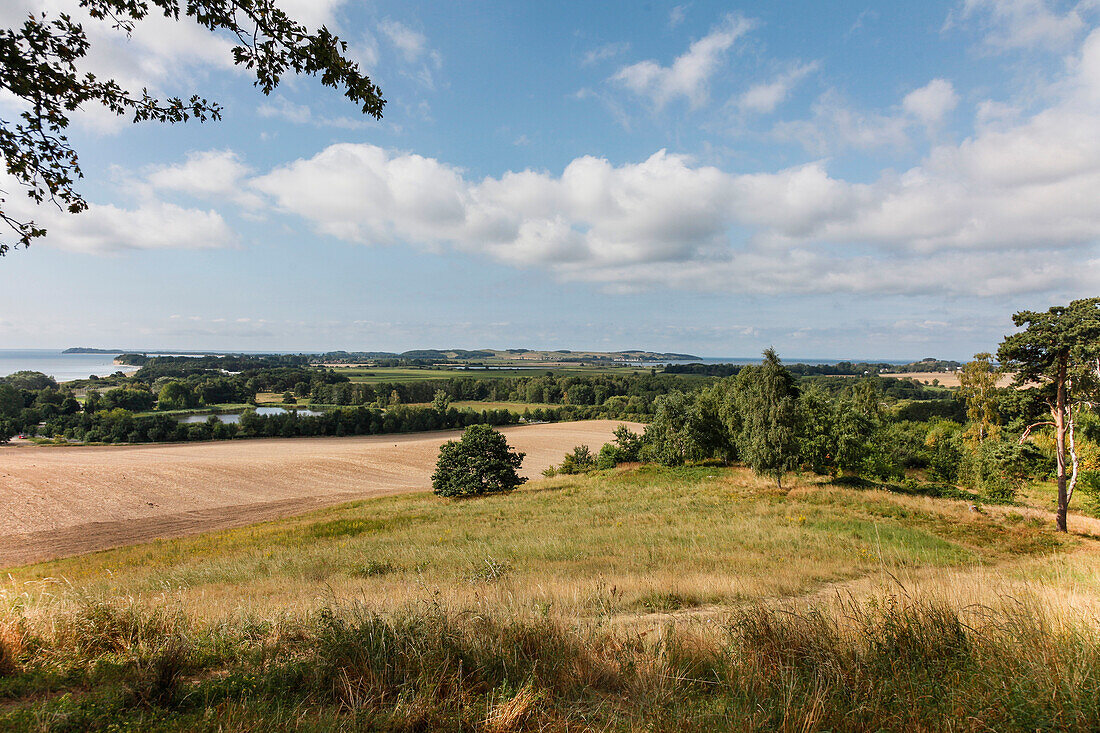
[177, 407, 325, 424]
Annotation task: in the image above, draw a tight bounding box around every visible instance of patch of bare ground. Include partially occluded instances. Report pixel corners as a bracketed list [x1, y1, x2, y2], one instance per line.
[0, 420, 637, 566]
[890, 371, 1015, 388]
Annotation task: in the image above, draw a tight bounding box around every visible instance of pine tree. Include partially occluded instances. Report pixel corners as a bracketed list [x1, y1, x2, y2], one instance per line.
[997, 298, 1100, 531]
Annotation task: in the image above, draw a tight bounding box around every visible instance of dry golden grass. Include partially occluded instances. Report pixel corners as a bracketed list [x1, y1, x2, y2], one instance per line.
[2, 466, 1099, 730]
[5, 465, 1094, 629]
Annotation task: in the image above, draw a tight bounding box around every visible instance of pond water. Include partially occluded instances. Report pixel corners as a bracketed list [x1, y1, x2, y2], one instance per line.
[177, 407, 324, 424]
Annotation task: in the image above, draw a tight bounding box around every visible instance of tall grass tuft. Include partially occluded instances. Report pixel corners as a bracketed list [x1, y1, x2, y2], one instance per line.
[2, 592, 1099, 730]
[723, 595, 1100, 730]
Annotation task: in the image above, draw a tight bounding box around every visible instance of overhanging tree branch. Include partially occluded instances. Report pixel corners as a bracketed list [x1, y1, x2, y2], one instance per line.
[0, 1, 385, 255]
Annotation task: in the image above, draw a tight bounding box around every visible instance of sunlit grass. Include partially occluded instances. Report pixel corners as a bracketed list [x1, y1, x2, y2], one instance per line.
[6, 465, 1081, 622]
[1, 465, 1099, 730]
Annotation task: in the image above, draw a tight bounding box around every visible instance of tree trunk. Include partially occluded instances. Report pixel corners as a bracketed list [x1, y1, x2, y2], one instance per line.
[1054, 357, 1068, 532]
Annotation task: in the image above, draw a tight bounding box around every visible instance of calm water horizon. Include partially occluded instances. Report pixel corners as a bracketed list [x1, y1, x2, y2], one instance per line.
[0, 349, 924, 383]
[0, 349, 138, 382]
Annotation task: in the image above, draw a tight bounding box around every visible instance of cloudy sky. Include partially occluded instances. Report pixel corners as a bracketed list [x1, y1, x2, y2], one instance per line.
[1, 0, 1098, 358]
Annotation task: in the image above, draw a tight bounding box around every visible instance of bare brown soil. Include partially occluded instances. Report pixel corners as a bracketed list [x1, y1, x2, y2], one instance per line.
[890, 371, 1015, 388]
[0, 420, 637, 567]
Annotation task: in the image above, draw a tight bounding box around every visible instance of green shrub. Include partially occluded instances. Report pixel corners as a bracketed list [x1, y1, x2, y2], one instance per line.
[558, 445, 595, 475]
[431, 424, 526, 498]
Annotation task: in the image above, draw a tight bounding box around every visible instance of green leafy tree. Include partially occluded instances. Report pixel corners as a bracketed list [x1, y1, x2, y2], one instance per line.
[432, 424, 526, 498]
[157, 381, 192, 410]
[612, 424, 644, 461]
[59, 392, 80, 415]
[1, 0, 385, 254]
[595, 443, 619, 470]
[997, 298, 1100, 531]
[0, 383, 22, 418]
[846, 377, 884, 422]
[959, 353, 1000, 443]
[83, 388, 101, 413]
[796, 383, 835, 474]
[102, 386, 156, 412]
[924, 419, 963, 484]
[641, 388, 729, 466]
[557, 445, 595, 474]
[1, 370, 56, 390]
[593, 425, 645, 470]
[565, 383, 595, 405]
[432, 389, 451, 412]
[733, 348, 801, 489]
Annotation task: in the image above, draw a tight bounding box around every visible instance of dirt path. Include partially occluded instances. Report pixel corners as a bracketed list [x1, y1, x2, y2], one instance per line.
[0, 421, 638, 567]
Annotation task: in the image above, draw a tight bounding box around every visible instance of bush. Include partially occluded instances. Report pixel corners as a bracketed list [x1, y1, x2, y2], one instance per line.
[925, 420, 963, 483]
[432, 424, 526, 498]
[961, 439, 1042, 503]
[558, 445, 595, 475]
[596, 443, 620, 470]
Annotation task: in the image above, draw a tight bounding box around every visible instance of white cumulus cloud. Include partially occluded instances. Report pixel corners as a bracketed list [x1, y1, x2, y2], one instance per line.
[245, 29, 1100, 299]
[145, 150, 264, 209]
[902, 78, 960, 127]
[612, 13, 755, 109]
[3, 187, 235, 254]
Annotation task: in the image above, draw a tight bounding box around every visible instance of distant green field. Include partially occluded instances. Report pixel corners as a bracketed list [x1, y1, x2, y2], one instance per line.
[133, 403, 252, 418]
[331, 365, 660, 383]
[407, 400, 559, 412]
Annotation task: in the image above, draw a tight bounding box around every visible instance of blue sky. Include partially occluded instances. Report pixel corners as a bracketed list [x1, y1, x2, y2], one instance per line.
[1, 0, 1098, 359]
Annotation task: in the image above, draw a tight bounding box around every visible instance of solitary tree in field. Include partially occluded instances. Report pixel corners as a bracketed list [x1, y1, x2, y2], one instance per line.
[997, 298, 1100, 532]
[733, 348, 801, 489]
[432, 424, 526, 498]
[959, 353, 1000, 444]
[1, 0, 385, 254]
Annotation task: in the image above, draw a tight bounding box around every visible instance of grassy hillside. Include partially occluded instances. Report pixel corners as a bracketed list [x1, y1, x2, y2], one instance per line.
[2, 467, 1099, 730]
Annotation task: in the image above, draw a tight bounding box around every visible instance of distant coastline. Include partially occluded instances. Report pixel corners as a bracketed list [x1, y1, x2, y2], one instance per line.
[63, 347, 704, 362]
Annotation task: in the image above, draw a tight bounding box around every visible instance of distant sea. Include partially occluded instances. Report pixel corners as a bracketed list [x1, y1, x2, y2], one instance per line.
[0, 350, 919, 383]
[0, 350, 138, 382]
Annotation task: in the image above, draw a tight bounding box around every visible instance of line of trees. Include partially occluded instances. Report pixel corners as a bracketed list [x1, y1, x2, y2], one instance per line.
[663, 358, 963, 378]
[17, 405, 522, 445]
[551, 350, 1054, 510]
[552, 299, 1100, 533]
